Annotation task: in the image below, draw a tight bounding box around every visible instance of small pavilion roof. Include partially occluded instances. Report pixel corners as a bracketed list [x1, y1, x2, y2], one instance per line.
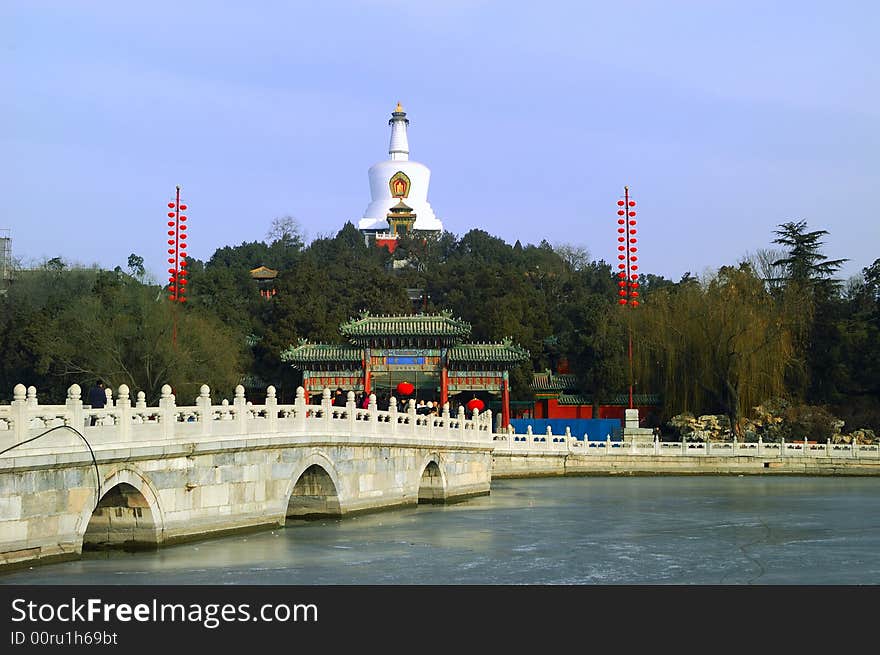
[249, 265, 278, 280]
[280, 341, 362, 367]
[531, 371, 578, 392]
[447, 340, 530, 364]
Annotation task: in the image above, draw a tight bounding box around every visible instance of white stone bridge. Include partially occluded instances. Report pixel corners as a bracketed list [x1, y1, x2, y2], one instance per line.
[0, 383, 494, 569]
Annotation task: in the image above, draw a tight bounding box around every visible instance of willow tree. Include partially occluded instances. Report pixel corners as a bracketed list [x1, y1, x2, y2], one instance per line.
[633, 264, 806, 431]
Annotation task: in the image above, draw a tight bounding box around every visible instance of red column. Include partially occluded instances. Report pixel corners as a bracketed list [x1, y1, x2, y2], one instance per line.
[501, 373, 510, 428]
[364, 349, 371, 395]
[441, 366, 448, 407]
[302, 372, 310, 404]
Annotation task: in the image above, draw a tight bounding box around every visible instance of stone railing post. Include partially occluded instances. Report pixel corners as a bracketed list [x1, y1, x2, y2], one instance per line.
[11, 384, 27, 443]
[368, 393, 378, 434]
[546, 425, 553, 449]
[606, 434, 612, 455]
[197, 385, 213, 436]
[526, 424, 533, 450]
[104, 386, 113, 421]
[26, 385, 37, 409]
[321, 388, 332, 429]
[826, 438, 831, 457]
[388, 396, 398, 436]
[158, 384, 176, 439]
[458, 406, 466, 440]
[780, 437, 785, 458]
[346, 391, 356, 434]
[681, 438, 685, 455]
[706, 439, 711, 456]
[654, 434, 660, 455]
[266, 385, 279, 433]
[233, 385, 248, 435]
[442, 402, 451, 428]
[408, 398, 417, 437]
[757, 436, 763, 457]
[732, 434, 737, 456]
[136, 391, 147, 411]
[116, 384, 132, 442]
[65, 383, 84, 432]
[294, 386, 307, 430]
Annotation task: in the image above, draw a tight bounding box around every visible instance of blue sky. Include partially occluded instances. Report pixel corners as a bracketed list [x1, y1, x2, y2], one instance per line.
[3, 1, 877, 283]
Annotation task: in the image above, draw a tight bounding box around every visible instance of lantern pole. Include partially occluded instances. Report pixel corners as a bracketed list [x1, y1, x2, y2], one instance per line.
[615, 186, 640, 410]
[165, 185, 189, 349]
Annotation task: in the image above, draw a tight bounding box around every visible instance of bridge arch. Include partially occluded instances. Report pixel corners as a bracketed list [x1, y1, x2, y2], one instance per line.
[76, 467, 165, 552]
[284, 452, 344, 520]
[417, 453, 448, 504]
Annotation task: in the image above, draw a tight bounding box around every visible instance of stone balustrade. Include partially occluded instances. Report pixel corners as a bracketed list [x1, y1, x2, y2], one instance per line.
[490, 424, 880, 459]
[0, 383, 493, 454]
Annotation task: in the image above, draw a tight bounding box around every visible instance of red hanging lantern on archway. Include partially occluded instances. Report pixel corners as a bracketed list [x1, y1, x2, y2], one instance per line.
[396, 381, 414, 396]
[466, 397, 485, 412]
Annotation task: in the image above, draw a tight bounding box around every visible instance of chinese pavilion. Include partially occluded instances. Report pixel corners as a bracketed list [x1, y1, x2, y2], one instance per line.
[250, 265, 278, 299]
[280, 311, 529, 428]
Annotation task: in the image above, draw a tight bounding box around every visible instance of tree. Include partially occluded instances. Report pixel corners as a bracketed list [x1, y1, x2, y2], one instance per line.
[771, 220, 847, 293]
[634, 264, 804, 431]
[127, 253, 145, 281]
[266, 215, 305, 248]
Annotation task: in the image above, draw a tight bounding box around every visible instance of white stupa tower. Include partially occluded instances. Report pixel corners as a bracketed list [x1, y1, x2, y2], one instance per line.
[357, 103, 443, 242]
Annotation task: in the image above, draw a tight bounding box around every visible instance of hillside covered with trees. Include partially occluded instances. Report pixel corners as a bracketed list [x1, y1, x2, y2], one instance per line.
[1, 218, 877, 437]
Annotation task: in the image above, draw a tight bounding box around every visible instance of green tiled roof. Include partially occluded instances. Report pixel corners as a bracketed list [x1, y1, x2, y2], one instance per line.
[557, 393, 591, 405]
[280, 341, 362, 366]
[556, 393, 662, 406]
[340, 311, 471, 340]
[447, 340, 530, 363]
[531, 372, 578, 391]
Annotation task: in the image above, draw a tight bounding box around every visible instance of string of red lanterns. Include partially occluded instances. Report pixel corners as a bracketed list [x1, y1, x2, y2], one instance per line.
[615, 185, 641, 410]
[166, 185, 188, 304]
[615, 186, 639, 307]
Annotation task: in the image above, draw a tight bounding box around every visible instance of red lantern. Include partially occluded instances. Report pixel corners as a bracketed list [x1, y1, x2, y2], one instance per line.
[628, 211, 636, 217]
[168, 212, 175, 218]
[466, 398, 485, 412]
[617, 210, 625, 216]
[179, 204, 187, 210]
[617, 200, 625, 206]
[628, 201, 636, 207]
[618, 298, 627, 305]
[168, 203, 175, 209]
[396, 381, 414, 396]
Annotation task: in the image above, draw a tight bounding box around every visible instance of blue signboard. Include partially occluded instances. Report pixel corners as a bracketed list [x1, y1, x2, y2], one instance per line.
[387, 356, 425, 365]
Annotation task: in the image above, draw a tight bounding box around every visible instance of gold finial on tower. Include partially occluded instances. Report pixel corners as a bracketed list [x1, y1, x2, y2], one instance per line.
[396, 101, 404, 112]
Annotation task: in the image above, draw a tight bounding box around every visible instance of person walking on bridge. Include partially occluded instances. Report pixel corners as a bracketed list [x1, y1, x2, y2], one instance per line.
[88, 379, 106, 426]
